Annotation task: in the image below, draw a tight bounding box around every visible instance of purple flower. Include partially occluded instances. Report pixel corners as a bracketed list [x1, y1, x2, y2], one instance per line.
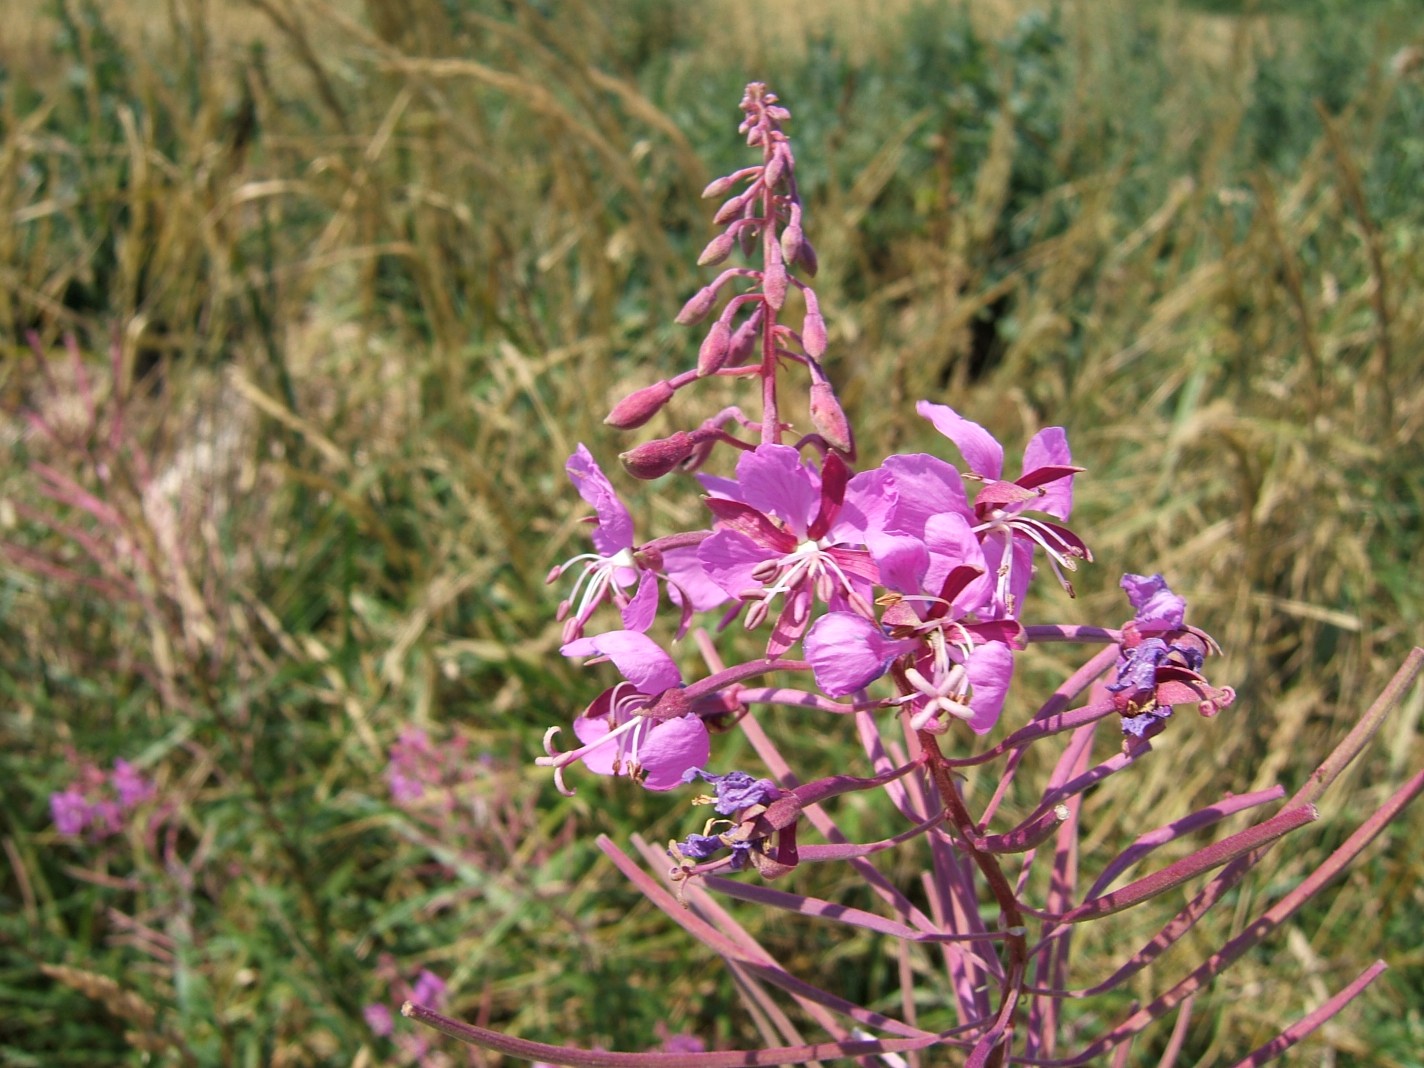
[111, 759, 155, 808]
[915, 401, 1091, 617]
[50, 787, 92, 837]
[363, 1002, 395, 1037]
[539, 631, 710, 794]
[805, 566, 1022, 735]
[696, 445, 885, 655]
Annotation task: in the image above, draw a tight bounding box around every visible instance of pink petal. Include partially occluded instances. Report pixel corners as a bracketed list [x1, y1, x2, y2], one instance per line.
[1022, 427, 1074, 519]
[805, 613, 914, 697]
[561, 630, 682, 693]
[881, 454, 972, 537]
[662, 545, 732, 612]
[619, 571, 659, 632]
[733, 444, 820, 534]
[697, 529, 774, 598]
[964, 641, 1015, 734]
[916, 402, 1004, 480]
[566, 445, 635, 555]
[637, 715, 712, 790]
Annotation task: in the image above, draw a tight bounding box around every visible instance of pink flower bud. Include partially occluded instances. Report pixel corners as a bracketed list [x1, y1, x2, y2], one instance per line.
[697, 319, 732, 375]
[801, 288, 826, 358]
[606, 379, 676, 429]
[697, 230, 737, 267]
[620, 432, 695, 480]
[809, 381, 854, 456]
[713, 190, 753, 226]
[675, 285, 718, 325]
[701, 174, 738, 199]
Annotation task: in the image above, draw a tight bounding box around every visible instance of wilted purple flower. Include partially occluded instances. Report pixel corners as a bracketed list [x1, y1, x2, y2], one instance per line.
[1108, 573, 1234, 739]
[681, 767, 780, 815]
[540, 631, 710, 794]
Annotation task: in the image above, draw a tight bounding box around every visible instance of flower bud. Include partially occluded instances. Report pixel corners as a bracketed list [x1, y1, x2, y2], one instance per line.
[726, 308, 762, 367]
[697, 230, 737, 267]
[675, 285, 718, 326]
[713, 190, 753, 226]
[763, 241, 787, 311]
[697, 319, 732, 375]
[801, 289, 826, 359]
[809, 381, 854, 456]
[620, 432, 695, 480]
[606, 379, 676, 429]
[701, 173, 738, 199]
[796, 236, 819, 276]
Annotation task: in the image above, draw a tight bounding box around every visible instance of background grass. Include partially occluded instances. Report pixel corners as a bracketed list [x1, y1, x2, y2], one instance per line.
[2, 0, 1422, 1064]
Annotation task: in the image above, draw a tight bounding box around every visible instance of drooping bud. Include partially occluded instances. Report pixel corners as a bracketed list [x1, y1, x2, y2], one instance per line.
[801, 287, 827, 358]
[606, 379, 677, 429]
[697, 319, 732, 375]
[796, 236, 819, 277]
[701, 173, 739, 199]
[697, 229, 738, 267]
[620, 432, 696, 480]
[809, 381, 854, 456]
[780, 203, 803, 265]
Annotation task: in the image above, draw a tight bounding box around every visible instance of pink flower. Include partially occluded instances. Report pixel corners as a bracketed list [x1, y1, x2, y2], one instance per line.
[550, 445, 723, 642]
[538, 631, 710, 794]
[696, 445, 886, 655]
[915, 401, 1091, 617]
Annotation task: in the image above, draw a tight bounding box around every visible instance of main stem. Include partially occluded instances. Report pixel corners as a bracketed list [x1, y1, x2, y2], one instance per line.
[759, 143, 780, 446]
[922, 731, 1029, 1067]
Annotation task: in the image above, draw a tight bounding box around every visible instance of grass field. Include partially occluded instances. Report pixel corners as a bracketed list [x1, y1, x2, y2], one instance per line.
[3, 0, 1423, 1064]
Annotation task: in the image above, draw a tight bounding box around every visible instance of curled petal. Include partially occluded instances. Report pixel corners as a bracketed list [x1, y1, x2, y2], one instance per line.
[566, 444, 634, 554]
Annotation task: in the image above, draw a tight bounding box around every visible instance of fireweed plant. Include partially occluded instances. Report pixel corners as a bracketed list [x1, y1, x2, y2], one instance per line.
[407, 84, 1424, 1066]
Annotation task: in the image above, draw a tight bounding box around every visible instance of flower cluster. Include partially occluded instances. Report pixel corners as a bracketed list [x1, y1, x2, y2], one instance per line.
[51, 756, 155, 841]
[406, 83, 1421, 1068]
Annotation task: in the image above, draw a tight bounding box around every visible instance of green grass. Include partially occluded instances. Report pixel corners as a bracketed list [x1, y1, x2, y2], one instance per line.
[2, 0, 1423, 1063]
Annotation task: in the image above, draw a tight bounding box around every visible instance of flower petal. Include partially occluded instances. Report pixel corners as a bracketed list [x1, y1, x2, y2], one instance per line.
[964, 640, 1015, 734]
[1022, 427, 1075, 519]
[733, 444, 820, 534]
[637, 716, 712, 790]
[567, 444, 635, 555]
[805, 612, 914, 697]
[917, 402, 1004, 481]
[561, 630, 682, 693]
